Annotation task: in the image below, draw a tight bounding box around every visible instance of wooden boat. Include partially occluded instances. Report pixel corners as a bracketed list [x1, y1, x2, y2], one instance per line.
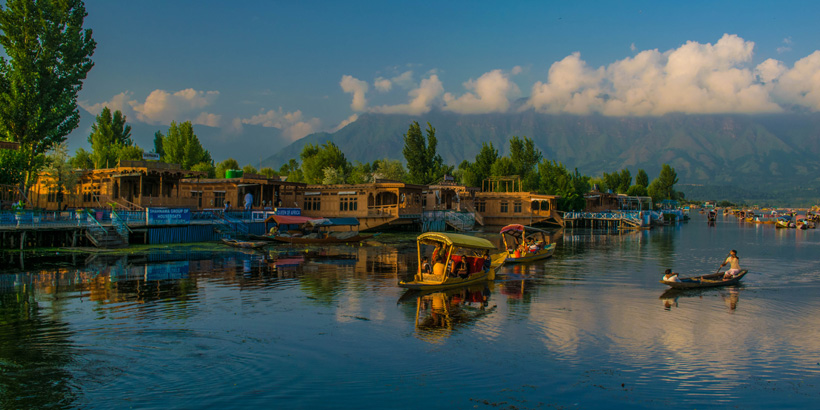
[221, 238, 268, 249]
[775, 216, 795, 229]
[262, 215, 376, 244]
[398, 232, 506, 291]
[660, 270, 748, 289]
[796, 215, 815, 229]
[499, 224, 556, 263]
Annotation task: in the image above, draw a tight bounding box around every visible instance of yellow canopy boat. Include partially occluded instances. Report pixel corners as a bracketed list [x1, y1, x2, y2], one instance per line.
[500, 224, 556, 264]
[398, 232, 506, 291]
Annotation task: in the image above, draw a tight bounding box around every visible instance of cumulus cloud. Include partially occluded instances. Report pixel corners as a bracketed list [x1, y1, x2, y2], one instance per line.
[240, 108, 321, 141]
[443, 69, 521, 114]
[391, 71, 415, 89]
[371, 74, 444, 115]
[193, 112, 221, 127]
[374, 77, 392, 92]
[527, 34, 784, 116]
[771, 51, 820, 110]
[131, 88, 220, 124]
[777, 37, 792, 54]
[80, 91, 135, 116]
[332, 114, 359, 132]
[340, 75, 369, 111]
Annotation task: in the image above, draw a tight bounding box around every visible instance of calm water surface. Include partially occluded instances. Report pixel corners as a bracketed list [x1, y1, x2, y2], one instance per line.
[2, 213, 820, 409]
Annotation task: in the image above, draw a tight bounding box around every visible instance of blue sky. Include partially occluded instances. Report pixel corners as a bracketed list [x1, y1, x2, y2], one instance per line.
[73, 0, 820, 160]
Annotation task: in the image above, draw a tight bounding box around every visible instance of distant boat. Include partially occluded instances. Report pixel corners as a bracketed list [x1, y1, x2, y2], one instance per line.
[221, 238, 268, 249]
[660, 270, 748, 289]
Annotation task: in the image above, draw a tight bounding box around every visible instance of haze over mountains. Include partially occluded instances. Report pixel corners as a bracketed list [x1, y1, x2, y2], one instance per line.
[260, 111, 820, 204]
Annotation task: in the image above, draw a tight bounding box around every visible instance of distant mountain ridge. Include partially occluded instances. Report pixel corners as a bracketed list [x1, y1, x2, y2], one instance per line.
[261, 111, 820, 201]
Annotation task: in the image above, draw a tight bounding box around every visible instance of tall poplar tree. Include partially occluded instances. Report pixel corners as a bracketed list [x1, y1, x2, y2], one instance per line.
[402, 121, 451, 185]
[0, 0, 96, 195]
[88, 107, 133, 168]
[161, 121, 212, 170]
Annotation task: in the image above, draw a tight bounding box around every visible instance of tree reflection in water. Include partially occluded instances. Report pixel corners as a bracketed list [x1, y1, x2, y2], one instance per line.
[0, 277, 76, 409]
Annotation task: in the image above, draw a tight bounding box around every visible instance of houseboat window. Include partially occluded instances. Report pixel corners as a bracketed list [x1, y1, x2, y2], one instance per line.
[340, 197, 357, 211]
[500, 201, 508, 213]
[304, 197, 321, 210]
[514, 202, 522, 213]
[422, 195, 427, 208]
[531, 201, 539, 211]
[214, 192, 225, 207]
[542, 201, 550, 211]
[476, 200, 486, 212]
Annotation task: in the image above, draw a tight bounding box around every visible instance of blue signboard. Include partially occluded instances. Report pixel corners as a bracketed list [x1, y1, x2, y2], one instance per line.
[275, 207, 301, 216]
[146, 208, 191, 225]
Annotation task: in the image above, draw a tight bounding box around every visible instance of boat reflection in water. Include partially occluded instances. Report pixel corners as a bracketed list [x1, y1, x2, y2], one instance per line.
[398, 285, 495, 343]
[659, 286, 742, 311]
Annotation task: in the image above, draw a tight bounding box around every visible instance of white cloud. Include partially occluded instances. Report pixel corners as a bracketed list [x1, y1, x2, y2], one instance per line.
[371, 74, 444, 115]
[193, 112, 221, 127]
[240, 108, 321, 141]
[80, 91, 135, 117]
[777, 37, 793, 54]
[443, 69, 521, 114]
[771, 50, 820, 110]
[392, 71, 415, 89]
[332, 114, 359, 132]
[340, 75, 369, 111]
[527, 34, 783, 116]
[374, 77, 392, 92]
[131, 88, 220, 124]
[511, 65, 523, 75]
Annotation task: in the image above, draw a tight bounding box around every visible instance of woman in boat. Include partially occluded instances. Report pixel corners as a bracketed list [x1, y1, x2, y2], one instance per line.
[453, 254, 469, 279]
[721, 250, 742, 280]
[421, 256, 432, 275]
[662, 269, 681, 282]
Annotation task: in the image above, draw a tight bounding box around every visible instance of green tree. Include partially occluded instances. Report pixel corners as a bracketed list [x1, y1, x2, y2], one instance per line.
[0, 147, 26, 185]
[162, 121, 212, 170]
[69, 148, 93, 169]
[215, 158, 239, 178]
[300, 141, 349, 184]
[373, 159, 407, 182]
[88, 107, 133, 168]
[648, 164, 679, 201]
[626, 184, 648, 197]
[402, 121, 451, 184]
[618, 169, 632, 194]
[538, 160, 590, 211]
[462, 142, 499, 188]
[259, 167, 277, 178]
[635, 169, 649, 188]
[42, 143, 78, 210]
[0, 0, 96, 194]
[347, 160, 374, 184]
[242, 164, 258, 175]
[509, 136, 542, 190]
[191, 162, 216, 178]
[153, 130, 165, 158]
[489, 157, 517, 189]
[278, 158, 302, 182]
[322, 167, 346, 184]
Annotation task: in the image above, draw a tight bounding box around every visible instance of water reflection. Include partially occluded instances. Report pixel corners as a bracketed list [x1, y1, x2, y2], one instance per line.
[397, 285, 494, 343]
[659, 287, 743, 312]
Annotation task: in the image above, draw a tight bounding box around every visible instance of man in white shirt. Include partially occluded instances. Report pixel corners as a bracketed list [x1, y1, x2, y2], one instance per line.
[244, 192, 253, 211]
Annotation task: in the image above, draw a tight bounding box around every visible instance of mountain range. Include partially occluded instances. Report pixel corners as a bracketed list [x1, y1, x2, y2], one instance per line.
[260, 111, 820, 204]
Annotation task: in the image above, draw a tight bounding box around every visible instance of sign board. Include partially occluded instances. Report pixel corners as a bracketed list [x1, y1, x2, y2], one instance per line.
[274, 207, 301, 216]
[142, 152, 160, 161]
[146, 207, 191, 225]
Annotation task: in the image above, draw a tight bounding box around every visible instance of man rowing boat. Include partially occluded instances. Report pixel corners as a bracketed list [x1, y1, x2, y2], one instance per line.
[721, 250, 742, 280]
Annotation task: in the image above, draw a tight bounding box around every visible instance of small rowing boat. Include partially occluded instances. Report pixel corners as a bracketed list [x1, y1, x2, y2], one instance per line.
[221, 238, 268, 249]
[660, 270, 748, 289]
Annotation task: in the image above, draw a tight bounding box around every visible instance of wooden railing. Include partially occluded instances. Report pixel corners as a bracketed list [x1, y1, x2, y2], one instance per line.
[461, 202, 484, 226]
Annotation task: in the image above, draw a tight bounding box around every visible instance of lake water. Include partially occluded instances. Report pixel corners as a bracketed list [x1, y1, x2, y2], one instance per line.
[2, 212, 820, 409]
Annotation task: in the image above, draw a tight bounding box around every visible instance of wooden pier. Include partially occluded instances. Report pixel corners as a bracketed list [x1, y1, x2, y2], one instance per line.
[561, 211, 649, 230]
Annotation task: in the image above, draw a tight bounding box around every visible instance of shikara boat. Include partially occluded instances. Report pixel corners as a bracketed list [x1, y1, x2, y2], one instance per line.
[500, 224, 556, 263]
[221, 238, 268, 249]
[260, 215, 376, 244]
[660, 270, 748, 289]
[398, 232, 506, 291]
[775, 216, 795, 229]
[796, 215, 815, 230]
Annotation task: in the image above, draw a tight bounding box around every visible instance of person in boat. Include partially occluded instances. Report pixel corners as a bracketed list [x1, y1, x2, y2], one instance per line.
[662, 269, 681, 282]
[482, 250, 491, 272]
[431, 255, 446, 279]
[421, 256, 432, 275]
[454, 254, 469, 279]
[721, 250, 742, 280]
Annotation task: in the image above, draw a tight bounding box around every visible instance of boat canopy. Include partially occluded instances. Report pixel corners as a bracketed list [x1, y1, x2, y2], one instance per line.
[308, 217, 360, 227]
[265, 215, 318, 225]
[416, 232, 497, 250]
[500, 224, 548, 237]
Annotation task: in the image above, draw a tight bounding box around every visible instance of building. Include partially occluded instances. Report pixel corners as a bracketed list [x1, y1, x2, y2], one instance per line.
[31, 160, 204, 210]
[181, 173, 304, 211]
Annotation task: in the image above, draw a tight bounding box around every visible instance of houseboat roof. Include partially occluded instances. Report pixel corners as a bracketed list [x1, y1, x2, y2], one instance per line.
[416, 232, 497, 250]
